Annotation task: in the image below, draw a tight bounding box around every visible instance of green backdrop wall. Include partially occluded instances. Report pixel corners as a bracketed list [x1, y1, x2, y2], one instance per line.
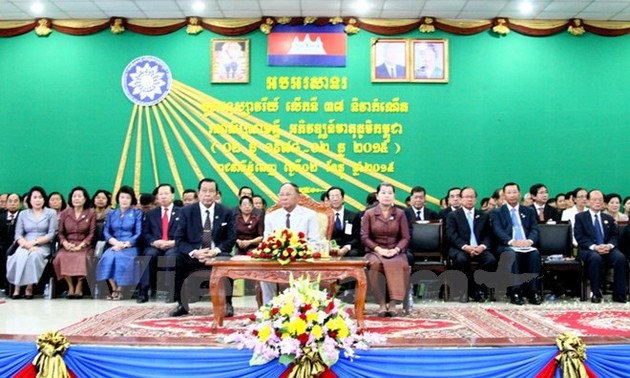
[0, 28, 628, 210]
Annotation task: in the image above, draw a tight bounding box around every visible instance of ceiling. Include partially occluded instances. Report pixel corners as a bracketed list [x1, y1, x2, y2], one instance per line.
[0, 0, 629, 21]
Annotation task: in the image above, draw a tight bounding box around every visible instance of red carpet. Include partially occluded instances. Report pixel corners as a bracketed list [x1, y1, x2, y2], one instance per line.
[58, 303, 630, 346]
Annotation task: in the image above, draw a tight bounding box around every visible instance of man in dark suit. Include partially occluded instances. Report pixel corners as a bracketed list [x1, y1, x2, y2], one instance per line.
[492, 182, 542, 305]
[170, 178, 236, 317]
[446, 187, 497, 302]
[326, 186, 361, 301]
[529, 183, 560, 223]
[0, 193, 21, 291]
[439, 187, 461, 221]
[405, 186, 439, 228]
[138, 183, 181, 303]
[327, 186, 361, 257]
[574, 189, 627, 303]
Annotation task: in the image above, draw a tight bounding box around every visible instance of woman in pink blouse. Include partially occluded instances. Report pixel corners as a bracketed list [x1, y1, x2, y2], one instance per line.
[53, 187, 96, 299]
[361, 182, 410, 317]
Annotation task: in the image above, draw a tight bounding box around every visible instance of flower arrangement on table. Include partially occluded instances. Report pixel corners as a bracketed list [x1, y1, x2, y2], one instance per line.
[226, 276, 384, 377]
[249, 228, 321, 265]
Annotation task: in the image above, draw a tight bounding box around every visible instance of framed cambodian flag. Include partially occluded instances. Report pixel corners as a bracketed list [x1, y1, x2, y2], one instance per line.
[267, 24, 347, 67]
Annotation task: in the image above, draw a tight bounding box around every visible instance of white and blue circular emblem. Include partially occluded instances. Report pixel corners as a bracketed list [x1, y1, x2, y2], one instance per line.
[121, 56, 172, 106]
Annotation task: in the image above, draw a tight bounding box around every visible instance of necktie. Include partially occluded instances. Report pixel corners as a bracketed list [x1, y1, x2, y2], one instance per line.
[390, 67, 395, 78]
[202, 209, 213, 248]
[286, 213, 291, 229]
[594, 214, 604, 245]
[511, 208, 526, 240]
[467, 211, 478, 246]
[416, 210, 422, 221]
[335, 212, 342, 231]
[538, 207, 545, 222]
[161, 207, 169, 241]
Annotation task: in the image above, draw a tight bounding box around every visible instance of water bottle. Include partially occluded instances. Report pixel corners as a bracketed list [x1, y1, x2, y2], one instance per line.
[43, 284, 50, 299]
[93, 283, 100, 299]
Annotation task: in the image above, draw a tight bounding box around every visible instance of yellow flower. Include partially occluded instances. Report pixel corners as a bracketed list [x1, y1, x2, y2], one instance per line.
[258, 324, 272, 343]
[325, 316, 344, 331]
[290, 234, 299, 245]
[289, 317, 307, 335]
[306, 312, 318, 323]
[280, 302, 294, 316]
[337, 323, 349, 338]
[311, 324, 323, 340]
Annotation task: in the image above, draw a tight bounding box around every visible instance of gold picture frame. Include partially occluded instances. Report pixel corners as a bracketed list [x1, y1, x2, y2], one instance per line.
[211, 39, 250, 83]
[410, 39, 449, 83]
[371, 38, 409, 82]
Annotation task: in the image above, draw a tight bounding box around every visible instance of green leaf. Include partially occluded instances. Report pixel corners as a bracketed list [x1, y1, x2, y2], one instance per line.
[279, 354, 296, 366]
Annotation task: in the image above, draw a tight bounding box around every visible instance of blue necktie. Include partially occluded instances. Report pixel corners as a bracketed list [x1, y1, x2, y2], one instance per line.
[335, 212, 342, 231]
[511, 208, 525, 240]
[286, 213, 291, 229]
[594, 214, 604, 245]
[467, 211, 478, 246]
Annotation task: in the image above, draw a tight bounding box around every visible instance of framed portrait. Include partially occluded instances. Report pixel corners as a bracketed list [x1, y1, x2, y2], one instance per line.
[371, 39, 409, 82]
[410, 39, 449, 83]
[211, 39, 249, 83]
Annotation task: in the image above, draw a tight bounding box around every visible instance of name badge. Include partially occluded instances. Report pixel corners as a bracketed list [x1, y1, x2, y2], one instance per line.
[344, 222, 353, 235]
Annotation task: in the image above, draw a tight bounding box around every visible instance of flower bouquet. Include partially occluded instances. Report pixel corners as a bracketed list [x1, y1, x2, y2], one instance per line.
[226, 276, 384, 376]
[249, 228, 320, 265]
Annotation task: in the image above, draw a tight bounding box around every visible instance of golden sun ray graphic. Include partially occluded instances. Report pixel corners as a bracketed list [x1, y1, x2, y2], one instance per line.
[118, 56, 438, 209]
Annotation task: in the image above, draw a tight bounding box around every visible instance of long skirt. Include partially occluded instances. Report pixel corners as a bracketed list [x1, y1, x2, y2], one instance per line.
[366, 252, 410, 302]
[53, 247, 93, 279]
[95, 247, 139, 286]
[6, 246, 50, 286]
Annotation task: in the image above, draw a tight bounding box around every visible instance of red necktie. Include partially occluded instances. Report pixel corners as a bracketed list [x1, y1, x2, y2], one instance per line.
[161, 207, 169, 240]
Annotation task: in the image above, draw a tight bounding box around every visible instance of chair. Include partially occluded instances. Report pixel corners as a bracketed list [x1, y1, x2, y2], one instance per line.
[615, 221, 629, 295]
[538, 222, 586, 301]
[406, 220, 448, 309]
[266, 193, 334, 240]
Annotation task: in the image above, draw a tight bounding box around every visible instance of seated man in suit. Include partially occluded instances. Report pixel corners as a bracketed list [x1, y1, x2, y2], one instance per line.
[405, 186, 439, 226]
[529, 183, 560, 223]
[446, 187, 497, 302]
[574, 190, 627, 303]
[261, 182, 320, 303]
[0, 193, 21, 291]
[492, 182, 542, 305]
[439, 187, 462, 222]
[326, 186, 361, 300]
[138, 183, 181, 303]
[170, 178, 236, 317]
[326, 186, 361, 257]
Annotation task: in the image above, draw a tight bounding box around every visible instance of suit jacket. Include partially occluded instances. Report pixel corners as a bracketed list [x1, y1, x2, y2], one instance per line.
[330, 208, 361, 253]
[0, 210, 20, 251]
[439, 206, 458, 222]
[530, 204, 560, 223]
[175, 203, 235, 256]
[405, 206, 439, 223]
[143, 205, 182, 245]
[375, 63, 405, 79]
[446, 207, 492, 250]
[491, 205, 539, 252]
[574, 211, 618, 250]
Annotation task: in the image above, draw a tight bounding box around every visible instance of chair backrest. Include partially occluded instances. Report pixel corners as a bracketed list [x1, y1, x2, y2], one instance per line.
[618, 221, 628, 254]
[408, 220, 443, 261]
[267, 193, 334, 240]
[537, 222, 572, 257]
